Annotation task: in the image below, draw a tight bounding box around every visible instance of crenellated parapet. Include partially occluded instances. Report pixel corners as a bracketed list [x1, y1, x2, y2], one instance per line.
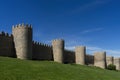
[0, 31, 15, 57]
[0, 31, 12, 37]
[12, 23, 32, 30]
[64, 49, 74, 53]
[52, 39, 64, 42]
[32, 41, 52, 48]
[32, 41, 53, 60]
[86, 54, 94, 65]
[64, 49, 75, 63]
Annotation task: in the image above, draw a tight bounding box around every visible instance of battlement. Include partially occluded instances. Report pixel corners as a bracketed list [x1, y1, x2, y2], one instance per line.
[0, 23, 120, 70]
[12, 23, 33, 59]
[86, 54, 94, 57]
[52, 39, 64, 42]
[32, 41, 53, 60]
[32, 41, 52, 48]
[12, 23, 32, 30]
[0, 31, 12, 37]
[65, 49, 74, 53]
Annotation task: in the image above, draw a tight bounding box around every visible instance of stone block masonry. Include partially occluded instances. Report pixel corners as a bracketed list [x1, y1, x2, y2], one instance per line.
[114, 58, 120, 70]
[94, 52, 107, 69]
[12, 24, 32, 60]
[0, 32, 16, 57]
[52, 39, 64, 63]
[106, 56, 114, 66]
[75, 46, 86, 65]
[32, 41, 53, 60]
[0, 23, 120, 70]
[64, 50, 75, 63]
[85, 54, 94, 65]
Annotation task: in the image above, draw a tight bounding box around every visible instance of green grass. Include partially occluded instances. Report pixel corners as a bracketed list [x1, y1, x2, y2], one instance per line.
[0, 57, 120, 80]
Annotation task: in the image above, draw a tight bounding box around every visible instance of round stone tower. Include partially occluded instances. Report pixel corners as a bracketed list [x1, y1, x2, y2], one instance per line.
[12, 24, 32, 60]
[94, 51, 106, 69]
[52, 39, 64, 63]
[75, 46, 86, 65]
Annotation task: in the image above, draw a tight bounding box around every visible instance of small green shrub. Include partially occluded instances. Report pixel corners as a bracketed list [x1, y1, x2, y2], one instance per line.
[107, 64, 116, 70]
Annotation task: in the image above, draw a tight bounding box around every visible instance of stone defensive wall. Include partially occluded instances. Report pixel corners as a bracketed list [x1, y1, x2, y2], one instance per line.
[0, 32, 16, 57]
[94, 52, 107, 69]
[0, 23, 120, 70]
[106, 56, 114, 66]
[32, 41, 53, 60]
[64, 50, 94, 64]
[85, 54, 94, 65]
[12, 24, 32, 59]
[114, 58, 120, 70]
[64, 49, 75, 63]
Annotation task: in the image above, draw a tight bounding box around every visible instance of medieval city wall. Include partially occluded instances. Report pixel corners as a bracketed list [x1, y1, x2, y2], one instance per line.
[0, 32, 16, 57]
[114, 58, 120, 70]
[64, 50, 75, 63]
[85, 54, 94, 65]
[32, 41, 53, 60]
[12, 24, 33, 60]
[106, 56, 114, 66]
[0, 23, 120, 70]
[75, 46, 86, 65]
[94, 52, 107, 69]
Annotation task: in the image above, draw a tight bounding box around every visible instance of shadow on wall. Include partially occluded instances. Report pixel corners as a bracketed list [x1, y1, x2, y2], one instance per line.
[0, 32, 16, 58]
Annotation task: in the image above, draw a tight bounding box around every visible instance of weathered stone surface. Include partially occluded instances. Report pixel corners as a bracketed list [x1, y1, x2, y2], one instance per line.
[106, 56, 113, 66]
[94, 52, 106, 69]
[12, 24, 32, 60]
[114, 58, 120, 70]
[52, 39, 64, 63]
[32, 42, 53, 60]
[0, 33, 15, 57]
[86, 54, 94, 65]
[75, 46, 86, 65]
[64, 50, 75, 63]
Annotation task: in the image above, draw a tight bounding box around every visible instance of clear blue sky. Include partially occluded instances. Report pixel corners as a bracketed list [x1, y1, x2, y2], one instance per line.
[0, 0, 120, 57]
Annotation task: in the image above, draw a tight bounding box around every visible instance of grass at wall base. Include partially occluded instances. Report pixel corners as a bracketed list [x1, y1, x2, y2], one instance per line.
[0, 56, 120, 80]
[107, 64, 116, 70]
